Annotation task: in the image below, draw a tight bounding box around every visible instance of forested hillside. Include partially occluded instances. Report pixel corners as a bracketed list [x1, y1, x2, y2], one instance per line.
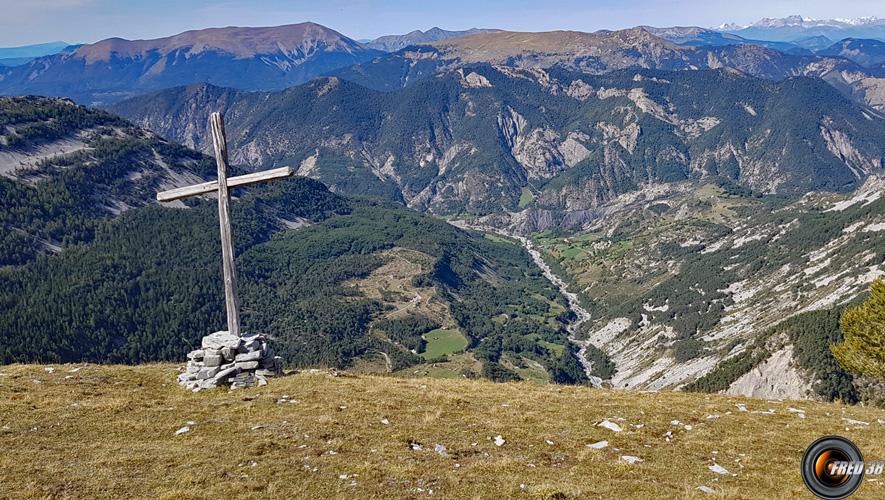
[111, 67, 885, 217]
[0, 179, 580, 381]
[526, 177, 884, 396]
[0, 96, 581, 383]
[0, 96, 214, 265]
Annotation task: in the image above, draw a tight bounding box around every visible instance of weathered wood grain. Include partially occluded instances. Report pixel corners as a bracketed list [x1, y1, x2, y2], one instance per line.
[155, 167, 293, 202]
[210, 112, 241, 337]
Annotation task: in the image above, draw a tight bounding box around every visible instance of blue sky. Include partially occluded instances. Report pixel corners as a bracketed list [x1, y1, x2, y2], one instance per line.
[0, 0, 883, 46]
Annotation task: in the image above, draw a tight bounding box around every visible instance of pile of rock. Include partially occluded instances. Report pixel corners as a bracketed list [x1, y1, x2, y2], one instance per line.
[178, 331, 284, 391]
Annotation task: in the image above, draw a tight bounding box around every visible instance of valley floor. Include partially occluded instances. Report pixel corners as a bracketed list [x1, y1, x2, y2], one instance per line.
[1, 364, 884, 499]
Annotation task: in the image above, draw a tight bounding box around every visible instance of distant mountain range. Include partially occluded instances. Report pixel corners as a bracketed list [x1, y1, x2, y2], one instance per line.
[717, 15, 885, 42]
[0, 23, 383, 104]
[645, 26, 885, 67]
[817, 38, 885, 67]
[332, 28, 885, 111]
[111, 67, 885, 216]
[642, 26, 813, 54]
[0, 41, 74, 67]
[366, 27, 500, 52]
[3, 21, 884, 110]
[333, 28, 836, 87]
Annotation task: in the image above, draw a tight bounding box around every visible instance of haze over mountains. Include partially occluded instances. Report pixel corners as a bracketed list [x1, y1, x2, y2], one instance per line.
[0, 41, 74, 67]
[365, 27, 500, 52]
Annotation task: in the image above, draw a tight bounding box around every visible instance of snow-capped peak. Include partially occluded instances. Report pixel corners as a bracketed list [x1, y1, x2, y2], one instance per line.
[715, 22, 745, 31]
[750, 14, 882, 28]
[719, 15, 883, 31]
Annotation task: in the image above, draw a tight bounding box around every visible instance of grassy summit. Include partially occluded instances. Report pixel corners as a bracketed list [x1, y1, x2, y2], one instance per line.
[1, 364, 884, 498]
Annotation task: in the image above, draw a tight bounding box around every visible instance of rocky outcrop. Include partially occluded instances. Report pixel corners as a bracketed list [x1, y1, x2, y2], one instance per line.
[458, 69, 493, 88]
[726, 345, 814, 400]
[819, 117, 882, 178]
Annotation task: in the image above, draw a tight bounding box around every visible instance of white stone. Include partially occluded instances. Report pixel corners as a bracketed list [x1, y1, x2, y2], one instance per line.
[235, 350, 262, 362]
[203, 354, 223, 367]
[201, 331, 241, 350]
[597, 420, 623, 432]
[220, 346, 236, 362]
[842, 418, 869, 426]
[709, 464, 729, 475]
[213, 365, 238, 382]
[197, 367, 220, 380]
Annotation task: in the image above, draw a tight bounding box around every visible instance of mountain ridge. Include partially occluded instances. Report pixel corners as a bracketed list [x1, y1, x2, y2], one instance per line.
[329, 27, 885, 111]
[111, 66, 885, 217]
[719, 14, 885, 42]
[818, 38, 885, 67]
[0, 22, 383, 104]
[366, 27, 501, 52]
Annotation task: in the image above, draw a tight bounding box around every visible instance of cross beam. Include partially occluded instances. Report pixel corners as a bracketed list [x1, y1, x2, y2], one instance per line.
[156, 167, 293, 202]
[155, 112, 293, 337]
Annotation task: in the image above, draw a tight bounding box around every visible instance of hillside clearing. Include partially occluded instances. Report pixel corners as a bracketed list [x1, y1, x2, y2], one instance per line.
[1, 364, 884, 498]
[421, 329, 469, 360]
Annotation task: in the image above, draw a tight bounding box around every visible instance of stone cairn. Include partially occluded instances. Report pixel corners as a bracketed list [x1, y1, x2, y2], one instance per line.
[178, 331, 284, 391]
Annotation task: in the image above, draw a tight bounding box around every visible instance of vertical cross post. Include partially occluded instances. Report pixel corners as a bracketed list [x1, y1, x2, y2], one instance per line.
[209, 112, 241, 337]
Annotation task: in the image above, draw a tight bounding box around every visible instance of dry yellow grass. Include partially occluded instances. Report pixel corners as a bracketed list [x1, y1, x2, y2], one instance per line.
[1, 364, 884, 499]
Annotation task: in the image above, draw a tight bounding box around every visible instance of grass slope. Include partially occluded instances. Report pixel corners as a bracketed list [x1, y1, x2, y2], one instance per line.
[1, 364, 884, 498]
[421, 329, 468, 360]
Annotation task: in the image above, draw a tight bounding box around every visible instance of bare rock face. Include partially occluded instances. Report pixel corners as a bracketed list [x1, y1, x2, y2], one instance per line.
[458, 69, 493, 88]
[179, 331, 284, 391]
[726, 345, 814, 400]
[498, 106, 585, 179]
[819, 117, 882, 176]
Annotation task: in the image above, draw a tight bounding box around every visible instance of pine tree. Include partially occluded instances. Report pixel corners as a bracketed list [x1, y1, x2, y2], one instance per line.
[832, 279, 885, 378]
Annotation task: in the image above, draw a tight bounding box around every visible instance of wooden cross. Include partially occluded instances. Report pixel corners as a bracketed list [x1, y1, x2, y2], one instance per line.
[156, 112, 292, 337]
